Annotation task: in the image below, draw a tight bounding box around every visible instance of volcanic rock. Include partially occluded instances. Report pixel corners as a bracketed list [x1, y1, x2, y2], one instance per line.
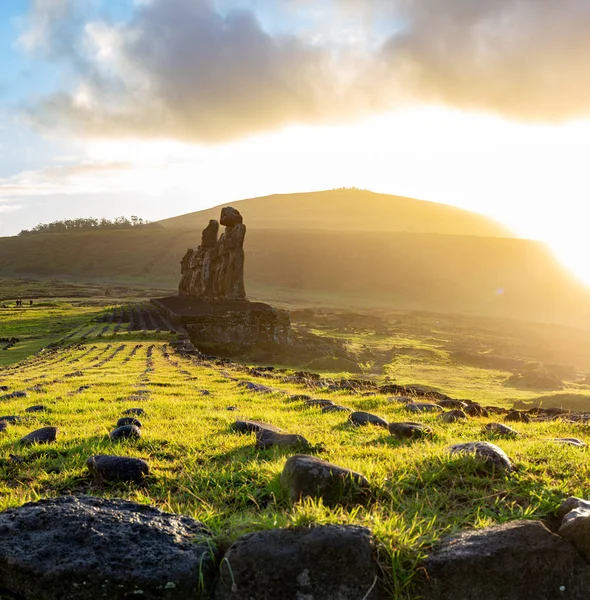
[20, 426, 58, 445]
[388, 422, 433, 440]
[449, 441, 513, 472]
[417, 520, 590, 600]
[212, 525, 382, 600]
[0, 495, 217, 599]
[349, 411, 389, 428]
[281, 454, 370, 505]
[86, 454, 149, 483]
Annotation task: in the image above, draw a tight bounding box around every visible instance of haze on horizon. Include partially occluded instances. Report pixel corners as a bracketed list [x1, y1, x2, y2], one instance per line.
[1, 0, 590, 284]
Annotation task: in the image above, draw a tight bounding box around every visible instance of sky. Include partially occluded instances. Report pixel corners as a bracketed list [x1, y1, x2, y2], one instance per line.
[2, 0, 590, 284]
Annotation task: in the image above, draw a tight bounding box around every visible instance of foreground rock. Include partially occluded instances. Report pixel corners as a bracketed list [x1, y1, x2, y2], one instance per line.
[109, 424, 141, 440]
[281, 454, 370, 505]
[388, 422, 433, 440]
[0, 495, 218, 599]
[417, 520, 590, 600]
[117, 417, 142, 428]
[559, 496, 590, 562]
[449, 441, 513, 472]
[86, 454, 149, 483]
[349, 411, 389, 428]
[19, 426, 58, 445]
[438, 409, 467, 423]
[213, 525, 382, 600]
[484, 422, 520, 437]
[255, 430, 311, 450]
[322, 404, 352, 414]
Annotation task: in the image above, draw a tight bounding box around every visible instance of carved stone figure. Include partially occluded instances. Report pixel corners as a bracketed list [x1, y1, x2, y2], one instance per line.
[179, 207, 246, 300]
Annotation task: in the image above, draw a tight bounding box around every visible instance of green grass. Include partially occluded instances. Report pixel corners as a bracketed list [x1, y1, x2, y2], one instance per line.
[2, 304, 590, 597]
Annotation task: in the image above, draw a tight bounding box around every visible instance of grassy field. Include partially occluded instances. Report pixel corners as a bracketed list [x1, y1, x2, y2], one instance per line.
[2, 297, 590, 597]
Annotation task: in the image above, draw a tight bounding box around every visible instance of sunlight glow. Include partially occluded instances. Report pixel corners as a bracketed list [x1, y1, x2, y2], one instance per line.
[55, 107, 590, 287]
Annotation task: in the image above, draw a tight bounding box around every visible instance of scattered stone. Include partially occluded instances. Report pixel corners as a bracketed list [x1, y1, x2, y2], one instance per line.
[438, 409, 467, 423]
[558, 497, 590, 520]
[280, 454, 370, 505]
[464, 403, 489, 418]
[226, 405, 238, 411]
[117, 417, 142, 428]
[449, 441, 513, 472]
[0, 421, 7, 433]
[212, 525, 382, 600]
[304, 399, 334, 408]
[19, 426, 58, 445]
[0, 391, 27, 400]
[232, 420, 281, 434]
[0, 385, 8, 391]
[255, 430, 311, 450]
[349, 411, 388, 428]
[238, 381, 274, 393]
[388, 422, 433, 440]
[550, 437, 587, 447]
[321, 404, 352, 414]
[559, 503, 590, 571]
[86, 454, 150, 483]
[407, 402, 443, 413]
[438, 399, 468, 409]
[123, 407, 145, 416]
[109, 424, 141, 440]
[24, 404, 47, 413]
[485, 406, 507, 415]
[289, 394, 312, 401]
[505, 410, 531, 423]
[484, 422, 520, 437]
[417, 520, 590, 600]
[199, 389, 211, 396]
[0, 495, 218, 599]
[0, 415, 22, 423]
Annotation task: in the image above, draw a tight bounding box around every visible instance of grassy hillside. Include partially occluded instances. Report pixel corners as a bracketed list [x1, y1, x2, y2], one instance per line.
[2, 302, 590, 598]
[1, 227, 589, 327]
[159, 189, 514, 237]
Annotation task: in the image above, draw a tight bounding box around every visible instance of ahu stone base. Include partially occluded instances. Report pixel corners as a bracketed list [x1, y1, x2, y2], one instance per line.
[152, 296, 290, 353]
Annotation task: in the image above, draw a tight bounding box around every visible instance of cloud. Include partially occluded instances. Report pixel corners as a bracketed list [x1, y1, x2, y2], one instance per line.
[384, 0, 590, 121]
[19, 0, 590, 143]
[23, 0, 388, 143]
[0, 161, 132, 198]
[0, 204, 23, 214]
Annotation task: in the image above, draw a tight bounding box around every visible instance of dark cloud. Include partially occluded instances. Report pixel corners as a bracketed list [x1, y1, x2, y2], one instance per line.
[21, 0, 590, 142]
[24, 0, 384, 142]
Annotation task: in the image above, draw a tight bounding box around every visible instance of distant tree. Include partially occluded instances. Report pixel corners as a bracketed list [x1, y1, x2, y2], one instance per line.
[17, 216, 162, 236]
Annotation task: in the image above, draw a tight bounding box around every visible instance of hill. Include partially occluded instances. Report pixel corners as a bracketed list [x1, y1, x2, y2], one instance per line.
[159, 189, 514, 237]
[0, 189, 589, 327]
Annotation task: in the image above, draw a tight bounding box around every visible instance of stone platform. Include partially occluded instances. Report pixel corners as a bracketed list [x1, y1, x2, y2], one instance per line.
[152, 296, 291, 351]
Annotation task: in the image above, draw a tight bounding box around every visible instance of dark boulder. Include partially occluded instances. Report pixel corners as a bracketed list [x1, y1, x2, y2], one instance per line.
[551, 438, 587, 447]
[438, 409, 467, 423]
[86, 454, 149, 483]
[484, 422, 520, 437]
[0, 495, 218, 599]
[464, 403, 489, 418]
[281, 454, 370, 505]
[417, 520, 590, 600]
[0, 415, 22, 423]
[449, 441, 513, 472]
[212, 525, 382, 600]
[349, 411, 389, 428]
[109, 424, 141, 440]
[0, 421, 7, 433]
[505, 410, 531, 423]
[19, 426, 58, 445]
[255, 430, 311, 450]
[232, 420, 281, 434]
[116, 417, 142, 428]
[24, 405, 47, 413]
[388, 422, 433, 440]
[123, 407, 145, 416]
[438, 399, 468, 409]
